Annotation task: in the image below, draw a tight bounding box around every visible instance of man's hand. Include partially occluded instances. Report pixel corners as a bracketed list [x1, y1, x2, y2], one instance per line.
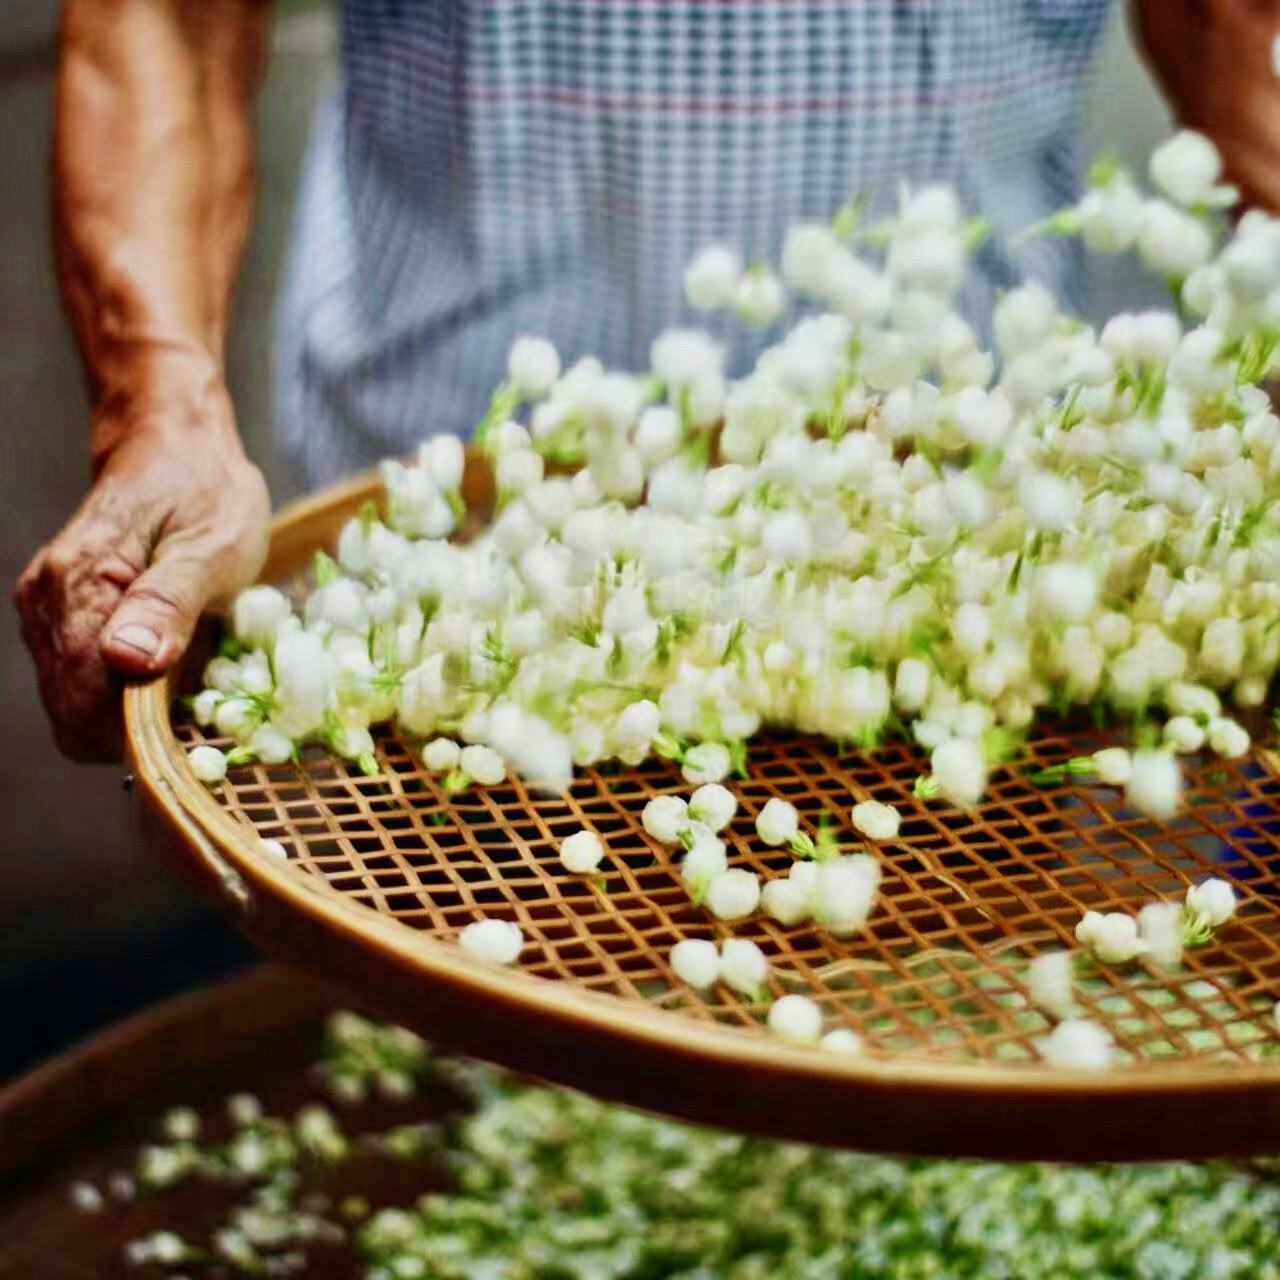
[1135, 0, 1280, 212]
[22, 0, 274, 760]
[15, 382, 269, 762]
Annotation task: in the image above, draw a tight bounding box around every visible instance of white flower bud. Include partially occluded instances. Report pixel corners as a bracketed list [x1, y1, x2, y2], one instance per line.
[1235, 676, 1268, 708]
[274, 631, 333, 738]
[755, 798, 800, 847]
[459, 918, 524, 965]
[670, 938, 721, 990]
[951, 603, 991, 656]
[212, 696, 259, 747]
[761, 511, 813, 565]
[850, 800, 900, 842]
[930, 737, 988, 806]
[893, 658, 931, 713]
[1167, 327, 1231, 396]
[1167, 679, 1221, 728]
[306, 578, 368, 632]
[1040, 1019, 1113, 1071]
[1163, 716, 1205, 754]
[1150, 130, 1232, 208]
[1185, 877, 1237, 928]
[647, 457, 705, 518]
[1034, 563, 1098, 625]
[643, 795, 690, 845]
[705, 868, 761, 920]
[193, 688, 224, 727]
[1137, 200, 1214, 278]
[605, 583, 656, 640]
[632, 406, 683, 466]
[146, 1233, 188, 1265]
[506, 336, 561, 396]
[734, 270, 787, 327]
[419, 737, 460, 773]
[202, 656, 241, 694]
[993, 283, 1058, 358]
[1092, 747, 1132, 786]
[946, 384, 1013, 451]
[616, 699, 661, 751]
[332, 724, 375, 762]
[812, 855, 880, 937]
[1018, 470, 1081, 533]
[1207, 716, 1250, 759]
[1079, 179, 1144, 254]
[188, 745, 228, 786]
[460, 744, 507, 787]
[226, 1093, 263, 1129]
[650, 329, 725, 388]
[559, 830, 606, 874]
[1083, 912, 1147, 965]
[418, 434, 466, 491]
[683, 245, 743, 310]
[232, 586, 293, 650]
[780, 224, 841, 294]
[590, 444, 646, 502]
[1125, 750, 1182, 818]
[689, 783, 737, 832]
[248, 724, 293, 765]
[703, 464, 751, 515]
[887, 228, 965, 296]
[684, 373, 725, 429]
[718, 937, 769, 996]
[485, 418, 532, 455]
[1200, 616, 1244, 681]
[496, 448, 545, 495]
[682, 742, 733, 785]
[1075, 911, 1105, 948]
[761, 875, 811, 926]
[237, 651, 274, 697]
[681, 830, 729, 897]
[1028, 951, 1076, 1019]
[820, 1028, 864, 1054]
[768, 994, 824, 1045]
[70, 1183, 104, 1214]
[1138, 901, 1185, 968]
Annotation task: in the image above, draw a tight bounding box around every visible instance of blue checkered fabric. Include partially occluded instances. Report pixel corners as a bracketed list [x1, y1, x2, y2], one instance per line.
[276, 0, 1112, 484]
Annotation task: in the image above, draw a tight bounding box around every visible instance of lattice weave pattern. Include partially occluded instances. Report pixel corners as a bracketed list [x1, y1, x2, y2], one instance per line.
[175, 707, 1280, 1068]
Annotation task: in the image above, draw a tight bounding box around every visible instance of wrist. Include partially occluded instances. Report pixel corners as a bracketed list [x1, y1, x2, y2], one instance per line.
[88, 340, 238, 472]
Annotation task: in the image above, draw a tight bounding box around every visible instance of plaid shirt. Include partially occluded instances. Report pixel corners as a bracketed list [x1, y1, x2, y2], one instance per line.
[277, 0, 1111, 484]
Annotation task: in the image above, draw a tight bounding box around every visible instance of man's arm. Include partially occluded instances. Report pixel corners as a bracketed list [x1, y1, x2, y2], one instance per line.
[16, 0, 274, 761]
[1133, 0, 1280, 212]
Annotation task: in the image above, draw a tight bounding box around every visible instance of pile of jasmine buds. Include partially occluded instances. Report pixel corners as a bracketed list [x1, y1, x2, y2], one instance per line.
[189, 128, 1280, 816]
[94, 1012, 1280, 1280]
[182, 129, 1280, 1065]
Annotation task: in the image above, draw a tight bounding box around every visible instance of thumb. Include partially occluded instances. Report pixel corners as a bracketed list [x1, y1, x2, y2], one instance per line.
[101, 548, 213, 677]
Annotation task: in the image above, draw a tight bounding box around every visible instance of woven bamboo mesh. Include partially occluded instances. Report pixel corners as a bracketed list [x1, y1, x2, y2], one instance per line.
[172, 712, 1280, 1067]
[128, 468, 1280, 1158]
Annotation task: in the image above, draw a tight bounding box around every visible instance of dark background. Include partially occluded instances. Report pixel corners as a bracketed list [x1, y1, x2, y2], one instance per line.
[0, 1, 1168, 1081]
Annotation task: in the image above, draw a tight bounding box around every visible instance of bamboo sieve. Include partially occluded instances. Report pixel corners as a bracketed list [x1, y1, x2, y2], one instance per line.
[124, 459, 1280, 1162]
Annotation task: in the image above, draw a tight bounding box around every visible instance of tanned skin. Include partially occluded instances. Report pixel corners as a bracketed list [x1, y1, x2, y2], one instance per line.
[1133, 1, 1280, 213]
[15, 1, 274, 762]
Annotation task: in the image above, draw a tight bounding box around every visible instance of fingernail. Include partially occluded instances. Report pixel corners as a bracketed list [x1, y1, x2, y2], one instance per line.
[110, 623, 162, 661]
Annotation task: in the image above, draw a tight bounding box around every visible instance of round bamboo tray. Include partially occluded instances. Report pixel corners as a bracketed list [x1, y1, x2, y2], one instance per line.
[124, 461, 1280, 1162]
[0, 966, 450, 1280]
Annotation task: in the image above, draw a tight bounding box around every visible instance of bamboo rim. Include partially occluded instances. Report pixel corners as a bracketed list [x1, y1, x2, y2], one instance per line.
[122, 468, 1280, 1161]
